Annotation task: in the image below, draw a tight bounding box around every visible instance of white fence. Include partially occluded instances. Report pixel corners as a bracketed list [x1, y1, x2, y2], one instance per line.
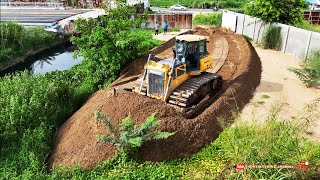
[221, 11, 320, 59]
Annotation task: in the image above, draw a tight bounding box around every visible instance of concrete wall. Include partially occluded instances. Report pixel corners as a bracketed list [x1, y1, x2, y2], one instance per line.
[221, 12, 237, 32]
[146, 13, 193, 29]
[222, 11, 320, 59]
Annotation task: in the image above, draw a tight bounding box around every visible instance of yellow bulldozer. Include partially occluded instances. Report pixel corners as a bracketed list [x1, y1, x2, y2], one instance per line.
[133, 34, 222, 108]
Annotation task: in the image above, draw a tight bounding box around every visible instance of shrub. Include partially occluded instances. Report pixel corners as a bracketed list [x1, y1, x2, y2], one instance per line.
[95, 112, 174, 158]
[261, 25, 282, 50]
[193, 13, 222, 26]
[289, 50, 320, 86]
[0, 22, 57, 64]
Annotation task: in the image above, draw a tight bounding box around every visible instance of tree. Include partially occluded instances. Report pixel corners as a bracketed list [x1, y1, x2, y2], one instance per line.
[70, 2, 158, 87]
[244, 0, 306, 25]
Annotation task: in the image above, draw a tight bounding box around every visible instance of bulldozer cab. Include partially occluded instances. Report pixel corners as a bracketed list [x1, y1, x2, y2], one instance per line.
[175, 35, 208, 72]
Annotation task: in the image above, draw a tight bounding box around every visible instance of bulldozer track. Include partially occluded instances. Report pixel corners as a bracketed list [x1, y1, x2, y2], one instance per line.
[168, 73, 222, 107]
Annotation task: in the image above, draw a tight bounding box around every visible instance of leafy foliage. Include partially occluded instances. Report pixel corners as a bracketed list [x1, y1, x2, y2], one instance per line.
[244, 0, 305, 25]
[193, 13, 222, 26]
[0, 21, 57, 65]
[95, 112, 174, 157]
[261, 25, 282, 50]
[71, 4, 160, 84]
[289, 50, 320, 86]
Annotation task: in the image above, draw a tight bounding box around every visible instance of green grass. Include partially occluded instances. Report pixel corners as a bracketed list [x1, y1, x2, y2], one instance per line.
[150, 0, 249, 9]
[0, 21, 58, 65]
[193, 13, 222, 26]
[295, 20, 320, 33]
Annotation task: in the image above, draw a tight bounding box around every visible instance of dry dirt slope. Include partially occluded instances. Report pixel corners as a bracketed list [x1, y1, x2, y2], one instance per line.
[48, 28, 262, 169]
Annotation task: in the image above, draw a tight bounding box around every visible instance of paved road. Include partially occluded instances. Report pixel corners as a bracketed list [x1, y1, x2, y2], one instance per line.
[0, 8, 91, 27]
[0, 7, 219, 27]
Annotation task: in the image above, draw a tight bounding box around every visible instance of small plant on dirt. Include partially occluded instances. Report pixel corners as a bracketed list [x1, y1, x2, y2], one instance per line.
[261, 25, 282, 50]
[261, 94, 270, 99]
[95, 112, 174, 158]
[289, 50, 320, 87]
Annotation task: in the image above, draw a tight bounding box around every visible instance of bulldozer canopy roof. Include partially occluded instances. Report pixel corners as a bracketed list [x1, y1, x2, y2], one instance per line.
[176, 35, 208, 42]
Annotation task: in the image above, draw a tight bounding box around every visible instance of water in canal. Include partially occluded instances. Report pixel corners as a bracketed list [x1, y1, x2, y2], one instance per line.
[0, 43, 83, 77]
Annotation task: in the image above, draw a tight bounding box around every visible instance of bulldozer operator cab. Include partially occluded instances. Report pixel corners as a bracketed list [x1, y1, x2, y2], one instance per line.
[175, 35, 208, 72]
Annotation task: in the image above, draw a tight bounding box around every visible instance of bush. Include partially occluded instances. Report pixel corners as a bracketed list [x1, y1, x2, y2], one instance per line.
[193, 13, 222, 26]
[96, 112, 174, 158]
[289, 50, 320, 86]
[261, 25, 282, 50]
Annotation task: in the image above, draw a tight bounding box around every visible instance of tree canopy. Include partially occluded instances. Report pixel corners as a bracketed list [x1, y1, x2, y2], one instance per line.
[244, 0, 306, 25]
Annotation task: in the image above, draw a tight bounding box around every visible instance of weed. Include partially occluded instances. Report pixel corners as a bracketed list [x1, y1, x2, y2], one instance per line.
[261, 94, 271, 99]
[289, 50, 320, 87]
[261, 25, 282, 50]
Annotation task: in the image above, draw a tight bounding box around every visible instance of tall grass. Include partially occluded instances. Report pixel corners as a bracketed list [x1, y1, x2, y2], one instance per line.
[150, 0, 247, 9]
[193, 13, 222, 26]
[261, 25, 282, 50]
[295, 20, 320, 33]
[0, 22, 57, 65]
[289, 50, 320, 86]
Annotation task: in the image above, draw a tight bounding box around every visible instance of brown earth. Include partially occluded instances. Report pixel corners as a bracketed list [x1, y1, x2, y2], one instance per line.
[48, 27, 262, 169]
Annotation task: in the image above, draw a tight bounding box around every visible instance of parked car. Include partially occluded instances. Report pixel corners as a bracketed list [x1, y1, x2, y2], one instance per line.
[170, 4, 187, 11]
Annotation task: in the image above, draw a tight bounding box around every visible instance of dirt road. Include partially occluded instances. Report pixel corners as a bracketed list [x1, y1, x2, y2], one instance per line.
[240, 46, 320, 141]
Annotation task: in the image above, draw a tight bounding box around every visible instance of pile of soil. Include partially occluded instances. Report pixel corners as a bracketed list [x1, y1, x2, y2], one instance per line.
[48, 28, 262, 169]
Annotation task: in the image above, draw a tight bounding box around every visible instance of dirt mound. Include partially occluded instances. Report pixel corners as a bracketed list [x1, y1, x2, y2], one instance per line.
[48, 28, 262, 169]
